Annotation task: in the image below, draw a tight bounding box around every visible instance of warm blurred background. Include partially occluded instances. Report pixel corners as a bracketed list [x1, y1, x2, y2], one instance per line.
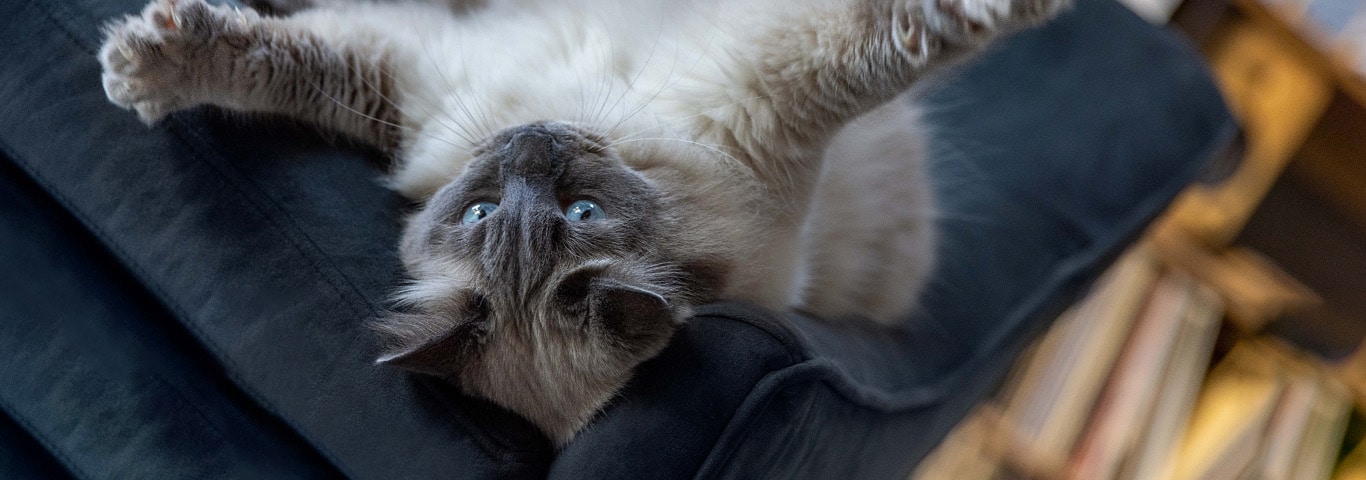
[913, 0, 1366, 478]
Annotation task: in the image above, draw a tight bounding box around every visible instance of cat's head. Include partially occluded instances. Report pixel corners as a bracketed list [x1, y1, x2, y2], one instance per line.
[375, 121, 725, 446]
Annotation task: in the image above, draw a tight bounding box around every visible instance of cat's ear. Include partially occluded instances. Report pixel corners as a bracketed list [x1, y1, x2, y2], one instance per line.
[376, 321, 467, 376]
[375, 298, 487, 377]
[588, 279, 677, 356]
[554, 267, 679, 353]
[591, 280, 670, 324]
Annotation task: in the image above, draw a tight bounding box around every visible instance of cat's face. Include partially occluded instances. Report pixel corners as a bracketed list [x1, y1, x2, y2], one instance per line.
[375, 121, 718, 445]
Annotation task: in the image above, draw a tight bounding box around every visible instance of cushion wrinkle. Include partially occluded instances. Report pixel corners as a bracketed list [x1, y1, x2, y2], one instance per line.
[24, 0, 383, 321]
[4, 0, 541, 470]
[171, 118, 379, 318]
[0, 395, 88, 480]
[693, 303, 809, 365]
[0, 138, 361, 476]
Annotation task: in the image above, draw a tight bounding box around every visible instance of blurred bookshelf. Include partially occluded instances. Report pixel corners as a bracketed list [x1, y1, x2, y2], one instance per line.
[912, 0, 1366, 478]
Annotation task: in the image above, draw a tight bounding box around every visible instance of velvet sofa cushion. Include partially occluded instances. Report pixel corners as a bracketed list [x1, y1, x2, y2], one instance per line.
[0, 0, 1234, 478]
[0, 154, 345, 478]
[554, 1, 1235, 476]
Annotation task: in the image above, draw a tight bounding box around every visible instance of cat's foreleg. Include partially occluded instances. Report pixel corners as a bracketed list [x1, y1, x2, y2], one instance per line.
[100, 0, 404, 148]
[699, 0, 1069, 196]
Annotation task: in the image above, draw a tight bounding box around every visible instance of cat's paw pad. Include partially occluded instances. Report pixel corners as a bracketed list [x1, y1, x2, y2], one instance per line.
[98, 0, 258, 124]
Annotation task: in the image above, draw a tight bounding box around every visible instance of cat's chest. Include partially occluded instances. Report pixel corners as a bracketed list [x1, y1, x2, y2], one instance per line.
[400, 6, 718, 133]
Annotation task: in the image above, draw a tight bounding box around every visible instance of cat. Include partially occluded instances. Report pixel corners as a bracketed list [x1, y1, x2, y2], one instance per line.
[98, 0, 1067, 446]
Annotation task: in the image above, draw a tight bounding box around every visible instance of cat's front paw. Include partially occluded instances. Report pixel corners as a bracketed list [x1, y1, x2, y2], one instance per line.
[935, 0, 1071, 35]
[99, 0, 260, 124]
[896, 0, 1070, 58]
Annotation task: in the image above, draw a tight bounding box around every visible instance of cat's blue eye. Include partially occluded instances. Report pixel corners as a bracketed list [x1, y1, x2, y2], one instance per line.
[564, 200, 604, 222]
[461, 201, 498, 224]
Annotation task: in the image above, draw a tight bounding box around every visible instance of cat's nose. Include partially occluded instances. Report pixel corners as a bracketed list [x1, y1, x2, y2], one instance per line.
[500, 124, 565, 179]
[505, 124, 554, 147]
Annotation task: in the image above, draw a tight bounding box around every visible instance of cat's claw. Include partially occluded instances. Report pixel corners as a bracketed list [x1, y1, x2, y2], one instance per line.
[895, 0, 1070, 61]
[98, 0, 258, 124]
[941, 0, 1070, 31]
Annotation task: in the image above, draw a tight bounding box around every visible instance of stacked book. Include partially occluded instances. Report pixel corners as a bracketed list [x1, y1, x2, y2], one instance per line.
[914, 246, 1359, 480]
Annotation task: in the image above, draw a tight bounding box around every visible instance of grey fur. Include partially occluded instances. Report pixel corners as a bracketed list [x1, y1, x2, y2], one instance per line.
[97, 0, 1069, 445]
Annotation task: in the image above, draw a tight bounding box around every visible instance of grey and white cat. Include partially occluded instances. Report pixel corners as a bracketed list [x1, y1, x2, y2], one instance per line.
[98, 0, 1066, 445]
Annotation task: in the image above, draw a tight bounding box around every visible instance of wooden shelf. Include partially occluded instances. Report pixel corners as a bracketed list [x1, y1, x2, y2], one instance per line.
[915, 3, 1366, 477]
[1163, 0, 1366, 419]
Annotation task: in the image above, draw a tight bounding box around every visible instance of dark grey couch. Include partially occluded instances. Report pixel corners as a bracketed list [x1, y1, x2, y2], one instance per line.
[0, 0, 1235, 477]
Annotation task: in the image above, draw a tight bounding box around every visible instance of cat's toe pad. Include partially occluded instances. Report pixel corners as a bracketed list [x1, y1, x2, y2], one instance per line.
[97, 0, 256, 124]
[99, 20, 179, 123]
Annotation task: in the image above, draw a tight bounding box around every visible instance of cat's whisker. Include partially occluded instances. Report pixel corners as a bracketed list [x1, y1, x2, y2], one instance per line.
[573, 24, 603, 128]
[420, 26, 492, 143]
[608, 93, 770, 143]
[608, 137, 742, 166]
[380, 78, 479, 147]
[584, 18, 610, 129]
[606, 36, 685, 133]
[461, 50, 497, 141]
[595, 15, 666, 131]
[611, 2, 728, 130]
[346, 26, 481, 146]
[450, 26, 496, 140]
[353, 57, 481, 147]
[590, 16, 622, 131]
[565, 24, 591, 126]
[433, 102, 482, 147]
[318, 53, 421, 136]
[608, 30, 721, 135]
[337, 20, 482, 145]
[305, 78, 470, 153]
[415, 31, 487, 145]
